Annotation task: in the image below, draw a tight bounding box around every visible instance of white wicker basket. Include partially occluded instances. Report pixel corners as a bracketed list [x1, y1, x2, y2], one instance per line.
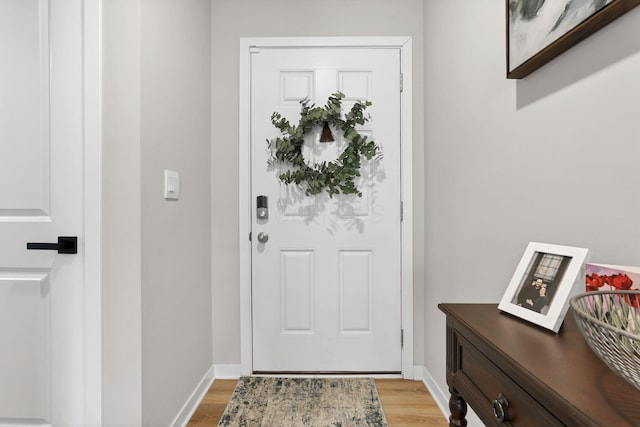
[570, 290, 640, 392]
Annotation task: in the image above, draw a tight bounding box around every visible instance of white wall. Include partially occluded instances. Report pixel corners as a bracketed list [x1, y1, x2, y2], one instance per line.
[102, 1, 143, 424]
[139, 1, 212, 426]
[423, 0, 640, 415]
[102, 1, 212, 426]
[210, 0, 426, 369]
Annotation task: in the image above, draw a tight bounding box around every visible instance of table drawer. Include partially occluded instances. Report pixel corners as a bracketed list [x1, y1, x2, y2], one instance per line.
[454, 335, 562, 426]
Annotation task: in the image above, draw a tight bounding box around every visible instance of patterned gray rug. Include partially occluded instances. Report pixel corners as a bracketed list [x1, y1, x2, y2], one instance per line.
[217, 376, 388, 427]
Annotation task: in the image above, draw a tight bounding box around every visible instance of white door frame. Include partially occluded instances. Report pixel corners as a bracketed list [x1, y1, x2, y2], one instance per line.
[82, 0, 103, 424]
[239, 37, 413, 378]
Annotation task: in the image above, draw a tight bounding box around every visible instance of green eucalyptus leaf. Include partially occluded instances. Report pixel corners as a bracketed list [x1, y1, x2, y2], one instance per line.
[270, 93, 382, 197]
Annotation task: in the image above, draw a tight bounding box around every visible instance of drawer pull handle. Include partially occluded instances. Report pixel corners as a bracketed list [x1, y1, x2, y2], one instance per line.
[492, 393, 509, 422]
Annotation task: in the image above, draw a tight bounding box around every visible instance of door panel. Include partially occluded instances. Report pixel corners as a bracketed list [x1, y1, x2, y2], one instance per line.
[0, 0, 49, 216]
[251, 47, 401, 372]
[0, 272, 51, 421]
[339, 250, 372, 333]
[0, 1, 84, 425]
[281, 250, 314, 333]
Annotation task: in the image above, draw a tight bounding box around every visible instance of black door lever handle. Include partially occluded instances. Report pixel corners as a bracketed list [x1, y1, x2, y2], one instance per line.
[27, 236, 77, 254]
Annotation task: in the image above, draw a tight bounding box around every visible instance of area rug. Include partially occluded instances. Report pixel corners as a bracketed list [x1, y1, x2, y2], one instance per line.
[217, 376, 388, 427]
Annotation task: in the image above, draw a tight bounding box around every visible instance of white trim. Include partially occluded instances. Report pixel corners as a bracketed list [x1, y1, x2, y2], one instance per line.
[416, 365, 483, 427]
[415, 366, 448, 420]
[214, 364, 243, 379]
[170, 365, 215, 427]
[82, 0, 103, 425]
[238, 37, 252, 376]
[239, 36, 414, 378]
[399, 38, 414, 379]
[412, 364, 425, 381]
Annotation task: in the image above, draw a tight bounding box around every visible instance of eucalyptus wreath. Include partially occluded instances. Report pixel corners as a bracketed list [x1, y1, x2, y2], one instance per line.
[268, 92, 381, 197]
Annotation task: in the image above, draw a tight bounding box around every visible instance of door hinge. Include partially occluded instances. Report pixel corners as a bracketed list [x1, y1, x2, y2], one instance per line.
[400, 73, 403, 93]
[249, 232, 252, 241]
[401, 329, 404, 349]
[400, 201, 404, 222]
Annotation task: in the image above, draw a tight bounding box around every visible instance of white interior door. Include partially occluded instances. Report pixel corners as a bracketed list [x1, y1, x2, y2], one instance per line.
[0, 1, 86, 425]
[251, 47, 402, 372]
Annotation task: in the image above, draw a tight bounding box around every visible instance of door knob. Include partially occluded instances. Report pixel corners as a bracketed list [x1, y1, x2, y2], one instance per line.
[491, 393, 509, 422]
[27, 236, 77, 254]
[257, 232, 269, 243]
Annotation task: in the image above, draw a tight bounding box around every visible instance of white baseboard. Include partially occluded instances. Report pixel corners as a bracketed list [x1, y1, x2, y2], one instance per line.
[413, 365, 449, 419]
[171, 365, 215, 427]
[214, 364, 243, 379]
[411, 365, 423, 380]
[413, 365, 483, 427]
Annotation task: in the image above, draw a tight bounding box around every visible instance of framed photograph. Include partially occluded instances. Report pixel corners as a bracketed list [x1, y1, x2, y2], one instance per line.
[506, 0, 640, 79]
[498, 242, 590, 332]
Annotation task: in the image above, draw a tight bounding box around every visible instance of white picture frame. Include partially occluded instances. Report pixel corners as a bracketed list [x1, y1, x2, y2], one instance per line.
[498, 242, 590, 333]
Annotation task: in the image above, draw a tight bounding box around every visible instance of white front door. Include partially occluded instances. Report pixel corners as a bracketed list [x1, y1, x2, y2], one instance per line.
[0, 1, 86, 425]
[251, 47, 402, 372]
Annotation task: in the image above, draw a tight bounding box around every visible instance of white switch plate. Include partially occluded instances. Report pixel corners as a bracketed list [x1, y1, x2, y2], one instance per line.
[164, 169, 180, 200]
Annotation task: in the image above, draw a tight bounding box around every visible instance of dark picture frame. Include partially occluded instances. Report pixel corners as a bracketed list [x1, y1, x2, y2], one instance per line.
[506, 0, 640, 79]
[498, 242, 590, 332]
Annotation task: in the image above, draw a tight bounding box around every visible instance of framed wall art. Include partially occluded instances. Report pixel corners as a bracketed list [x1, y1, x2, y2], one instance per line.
[498, 242, 590, 332]
[506, 0, 640, 79]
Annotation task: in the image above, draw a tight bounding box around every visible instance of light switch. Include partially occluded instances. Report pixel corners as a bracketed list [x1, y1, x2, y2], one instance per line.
[164, 169, 180, 200]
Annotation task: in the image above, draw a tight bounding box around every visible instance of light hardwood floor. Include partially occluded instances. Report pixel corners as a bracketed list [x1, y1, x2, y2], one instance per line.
[187, 378, 448, 426]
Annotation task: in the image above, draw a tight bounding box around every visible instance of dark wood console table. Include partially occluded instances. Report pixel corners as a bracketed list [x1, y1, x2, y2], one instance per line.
[439, 303, 640, 426]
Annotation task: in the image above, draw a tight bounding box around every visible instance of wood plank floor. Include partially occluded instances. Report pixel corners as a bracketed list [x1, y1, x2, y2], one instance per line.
[187, 378, 448, 426]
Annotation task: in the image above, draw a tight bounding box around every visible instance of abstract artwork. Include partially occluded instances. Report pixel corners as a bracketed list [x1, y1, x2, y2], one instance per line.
[507, 0, 640, 78]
